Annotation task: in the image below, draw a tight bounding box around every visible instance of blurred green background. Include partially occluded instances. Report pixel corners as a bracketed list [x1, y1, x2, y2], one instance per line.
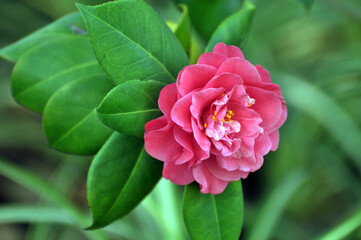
[0, 0, 360, 239]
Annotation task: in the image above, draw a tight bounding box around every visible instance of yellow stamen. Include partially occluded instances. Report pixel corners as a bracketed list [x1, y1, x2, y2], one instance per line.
[226, 114, 232, 118]
[229, 119, 234, 122]
[214, 111, 217, 115]
[222, 119, 225, 122]
[204, 123, 207, 128]
[212, 115, 217, 122]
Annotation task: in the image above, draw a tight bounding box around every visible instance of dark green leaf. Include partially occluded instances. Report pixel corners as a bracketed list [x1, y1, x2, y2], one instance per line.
[183, 181, 244, 240]
[87, 133, 162, 229]
[43, 75, 114, 155]
[77, 1, 189, 85]
[297, 0, 315, 11]
[205, 1, 255, 52]
[97, 80, 165, 138]
[174, 4, 191, 53]
[11, 36, 104, 113]
[175, 0, 244, 40]
[0, 12, 85, 62]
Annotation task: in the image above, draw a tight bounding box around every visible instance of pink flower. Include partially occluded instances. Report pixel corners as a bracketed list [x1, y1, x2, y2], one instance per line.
[144, 43, 287, 194]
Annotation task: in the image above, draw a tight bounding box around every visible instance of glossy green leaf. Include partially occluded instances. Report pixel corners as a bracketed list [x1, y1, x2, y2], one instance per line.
[43, 75, 114, 155]
[175, 0, 244, 40]
[205, 1, 255, 52]
[11, 36, 104, 113]
[77, 1, 189, 85]
[97, 80, 165, 138]
[183, 181, 244, 240]
[0, 12, 85, 62]
[87, 133, 162, 229]
[174, 4, 191, 53]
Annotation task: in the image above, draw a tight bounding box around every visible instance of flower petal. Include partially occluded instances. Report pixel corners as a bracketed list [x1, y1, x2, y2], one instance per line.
[197, 52, 228, 68]
[171, 91, 193, 132]
[247, 86, 283, 132]
[177, 64, 217, 97]
[256, 65, 272, 83]
[158, 83, 178, 120]
[173, 126, 194, 165]
[217, 58, 261, 83]
[213, 42, 245, 59]
[163, 161, 194, 185]
[207, 157, 248, 181]
[268, 130, 280, 151]
[204, 73, 244, 92]
[193, 163, 229, 194]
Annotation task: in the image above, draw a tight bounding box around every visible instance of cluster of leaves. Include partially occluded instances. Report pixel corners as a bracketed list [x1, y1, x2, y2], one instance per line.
[0, 0, 255, 239]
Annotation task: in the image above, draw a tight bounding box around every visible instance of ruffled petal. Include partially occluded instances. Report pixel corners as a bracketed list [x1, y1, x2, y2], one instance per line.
[204, 73, 244, 92]
[193, 163, 229, 194]
[144, 121, 181, 162]
[256, 65, 272, 83]
[173, 126, 194, 165]
[247, 86, 283, 132]
[171, 91, 193, 132]
[191, 118, 211, 153]
[163, 161, 194, 185]
[207, 157, 248, 181]
[213, 43, 245, 59]
[217, 58, 261, 83]
[268, 130, 280, 151]
[158, 83, 178, 120]
[197, 52, 228, 68]
[177, 64, 217, 97]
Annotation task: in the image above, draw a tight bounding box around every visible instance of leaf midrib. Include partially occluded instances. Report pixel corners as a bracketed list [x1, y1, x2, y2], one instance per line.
[211, 195, 222, 240]
[81, 6, 176, 82]
[98, 108, 159, 117]
[14, 61, 99, 97]
[97, 147, 145, 222]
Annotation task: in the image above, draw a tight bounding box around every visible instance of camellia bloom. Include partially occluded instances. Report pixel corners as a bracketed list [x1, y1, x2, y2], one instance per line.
[144, 43, 287, 194]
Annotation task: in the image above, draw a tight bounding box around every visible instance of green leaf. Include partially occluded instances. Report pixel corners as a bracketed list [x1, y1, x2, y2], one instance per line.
[297, 0, 315, 11]
[97, 80, 165, 138]
[0, 205, 72, 225]
[0, 12, 85, 62]
[248, 170, 308, 240]
[77, 1, 189, 85]
[183, 181, 244, 240]
[11, 36, 104, 113]
[205, 0, 255, 52]
[274, 72, 361, 170]
[174, 4, 191, 53]
[87, 133, 163, 229]
[317, 206, 361, 240]
[0, 158, 109, 240]
[175, 0, 244, 40]
[43, 75, 114, 155]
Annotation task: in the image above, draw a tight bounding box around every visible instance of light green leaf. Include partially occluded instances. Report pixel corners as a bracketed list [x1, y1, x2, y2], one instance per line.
[183, 181, 244, 240]
[43, 75, 114, 155]
[248, 170, 308, 240]
[297, 0, 315, 11]
[97, 80, 165, 138]
[87, 133, 163, 229]
[77, 0, 189, 85]
[0, 12, 85, 62]
[206, 0, 255, 52]
[174, 4, 192, 53]
[274, 72, 361, 170]
[0, 205, 72, 224]
[11, 36, 104, 113]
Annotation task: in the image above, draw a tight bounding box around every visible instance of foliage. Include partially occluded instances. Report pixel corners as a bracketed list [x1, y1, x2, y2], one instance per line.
[0, 0, 361, 239]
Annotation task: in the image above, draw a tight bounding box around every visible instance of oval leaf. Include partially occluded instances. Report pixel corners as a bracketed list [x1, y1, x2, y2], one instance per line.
[11, 36, 104, 113]
[0, 12, 85, 62]
[77, 1, 189, 85]
[97, 80, 165, 138]
[87, 133, 162, 229]
[174, 4, 192, 53]
[183, 181, 244, 240]
[43, 75, 114, 155]
[205, 1, 255, 52]
[175, 0, 244, 41]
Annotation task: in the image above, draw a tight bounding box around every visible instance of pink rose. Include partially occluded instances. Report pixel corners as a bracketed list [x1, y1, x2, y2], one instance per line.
[144, 43, 287, 194]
